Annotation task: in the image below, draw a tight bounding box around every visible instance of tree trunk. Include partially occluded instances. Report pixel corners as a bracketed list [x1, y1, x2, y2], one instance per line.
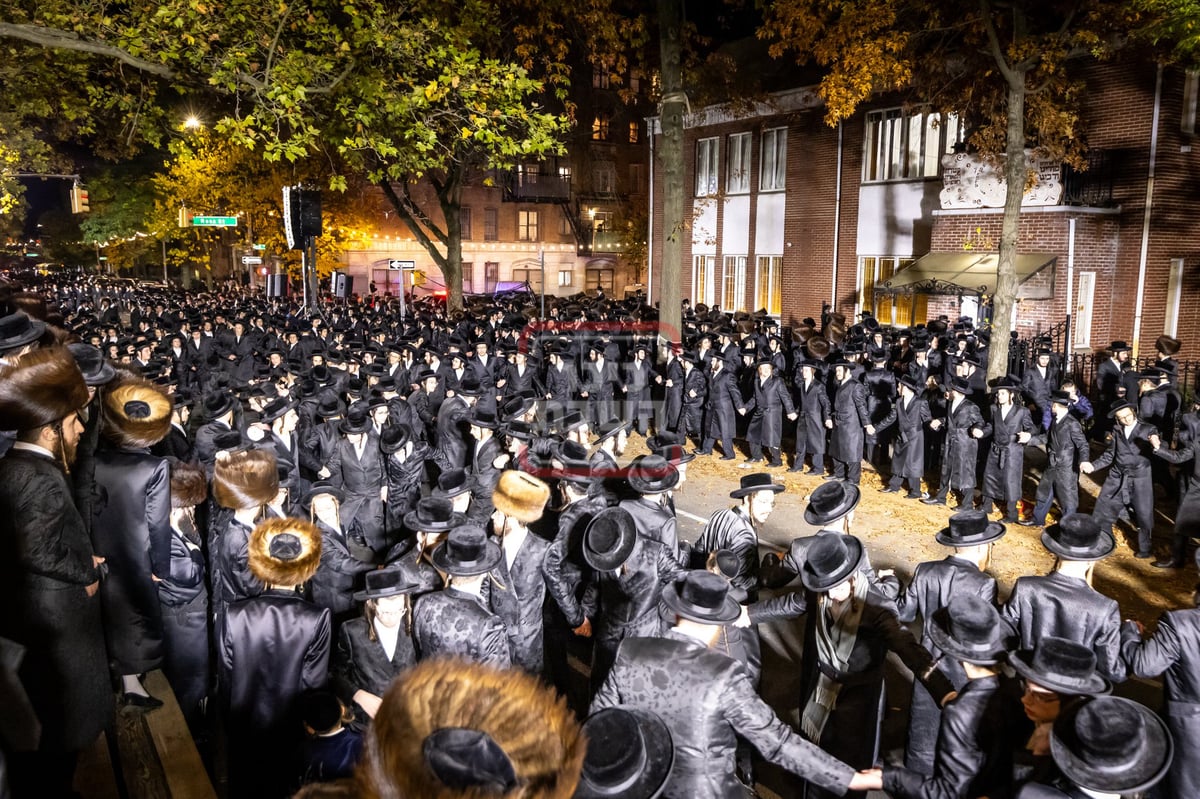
[440, 173, 464, 313]
[657, 0, 684, 346]
[988, 75, 1027, 383]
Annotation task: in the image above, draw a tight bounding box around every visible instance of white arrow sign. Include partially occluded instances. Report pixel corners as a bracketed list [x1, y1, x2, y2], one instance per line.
[388, 259, 416, 270]
[242, 256, 263, 265]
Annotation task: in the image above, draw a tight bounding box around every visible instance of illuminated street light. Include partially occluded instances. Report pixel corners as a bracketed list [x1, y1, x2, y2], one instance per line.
[183, 116, 202, 130]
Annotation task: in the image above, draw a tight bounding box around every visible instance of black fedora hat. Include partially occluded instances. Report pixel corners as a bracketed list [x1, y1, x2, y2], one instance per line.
[577, 707, 674, 799]
[339, 403, 373, 434]
[1050, 389, 1072, 406]
[0, 312, 45, 351]
[500, 393, 536, 421]
[948, 376, 972, 395]
[423, 727, 516, 793]
[654, 443, 695, 466]
[801, 534, 864, 593]
[404, 496, 465, 532]
[468, 407, 500, 430]
[1050, 696, 1172, 795]
[562, 410, 588, 433]
[1041, 513, 1114, 561]
[315, 390, 344, 419]
[730, 472, 785, 499]
[595, 417, 629, 446]
[582, 507, 638, 572]
[203, 390, 236, 419]
[456, 375, 483, 397]
[627, 455, 680, 494]
[1108, 340, 1131, 353]
[431, 524, 502, 576]
[1106, 400, 1136, 420]
[803, 480, 861, 526]
[352, 564, 420, 602]
[926, 594, 1015, 665]
[379, 423, 413, 454]
[662, 570, 741, 624]
[1010, 636, 1111, 696]
[66, 343, 116, 386]
[898, 374, 922, 394]
[432, 468, 472, 499]
[300, 480, 344, 510]
[936, 510, 1006, 547]
[503, 419, 535, 441]
[260, 397, 296, 424]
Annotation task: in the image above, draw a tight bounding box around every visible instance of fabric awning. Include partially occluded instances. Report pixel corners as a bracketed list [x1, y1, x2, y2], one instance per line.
[874, 252, 1057, 299]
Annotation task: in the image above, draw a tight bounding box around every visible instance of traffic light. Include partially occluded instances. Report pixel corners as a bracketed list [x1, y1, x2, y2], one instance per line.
[70, 184, 89, 214]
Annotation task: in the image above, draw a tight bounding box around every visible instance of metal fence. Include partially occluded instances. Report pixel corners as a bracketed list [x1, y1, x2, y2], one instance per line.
[1006, 317, 1072, 380]
[1066, 352, 1200, 406]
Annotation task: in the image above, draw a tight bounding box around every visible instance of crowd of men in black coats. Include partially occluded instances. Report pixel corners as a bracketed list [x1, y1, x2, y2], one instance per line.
[0, 273, 1197, 799]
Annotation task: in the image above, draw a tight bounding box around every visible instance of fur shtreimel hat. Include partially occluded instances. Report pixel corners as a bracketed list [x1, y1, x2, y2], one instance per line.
[247, 517, 322, 587]
[169, 461, 208, 508]
[355, 658, 584, 799]
[212, 448, 280, 510]
[0, 347, 89, 431]
[101, 378, 173, 449]
[493, 471, 550, 524]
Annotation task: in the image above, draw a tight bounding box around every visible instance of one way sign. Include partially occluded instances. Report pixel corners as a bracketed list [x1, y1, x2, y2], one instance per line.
[388, 259, 416, 271]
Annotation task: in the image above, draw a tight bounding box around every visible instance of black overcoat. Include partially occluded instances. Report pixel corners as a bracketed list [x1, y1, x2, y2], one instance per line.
[92, 446, 173, 674]
[331, 617, 416, 710]
[981, 404, 1036, 501]
[412, 587, 511, 667]
[877, 395, 931, 479]
[0, 449, 113, 751]
[829, 378, 870, 463]
[744, 373, 796, 448]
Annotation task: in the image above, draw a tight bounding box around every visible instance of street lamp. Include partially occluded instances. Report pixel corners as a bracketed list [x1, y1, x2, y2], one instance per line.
[183, 115, 202, 130]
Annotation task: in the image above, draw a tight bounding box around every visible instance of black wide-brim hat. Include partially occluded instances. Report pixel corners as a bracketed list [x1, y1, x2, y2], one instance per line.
[800, 534, 864, 593]
[730, 472, 786, 499]
[431, 525, 502, 576]
[300, 481, 344, 510]
[404, 497, 466, 532]
[803, 480, 861, 526]
[66, 343, 117, 386]
[1041, 513, 1114, 561]
[1010, 636, 1111, 696]
[576, 707, 674, 799]
[627, 455, 680, 494]
[1050, 696, 1172, 795]
[1106, 400, 1136, 420]
[352, 564, 420, 602]
[662, 570, 741, 624]
[926, 596, 1016, 666]
[936, 510, 1006, 547]
[0, 311, 46, 351]
[379, 423, 413, 454]
[582, 507, 637, 571]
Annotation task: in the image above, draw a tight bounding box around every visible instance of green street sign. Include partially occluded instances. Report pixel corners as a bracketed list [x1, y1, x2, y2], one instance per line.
[252, 243, 266, 250]
[192, 215, 238, 227]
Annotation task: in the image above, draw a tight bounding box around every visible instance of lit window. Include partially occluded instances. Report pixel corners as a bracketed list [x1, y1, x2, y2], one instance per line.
[723, 255, 747, 311]
[755, 256, 782, 316]
[727, 133, 751, 194]
[760, 128, 787, 191]
[629, 121, 640, 143]
[558, 270, 573, 287]
[863, 109, 960, 182]
[592, 115, 611, 141]
[695, 137, 719, 197]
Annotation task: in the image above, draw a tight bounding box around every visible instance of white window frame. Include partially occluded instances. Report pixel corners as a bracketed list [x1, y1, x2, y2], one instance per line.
[693, 255, 716, 305]
[863, 108, 959, 182]
[1165, 258, 1185, 337]
[518, 210, 539, 242]
[726, 133, 752, 194]
[558, 270, 573, 287]
[760, 128, 787, 191]
[696, 137, 719, 197]
[722, 255, 747, 311]
[754, 255, 782, 316]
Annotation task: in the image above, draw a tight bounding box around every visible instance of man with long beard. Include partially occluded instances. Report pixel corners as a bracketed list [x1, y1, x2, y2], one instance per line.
[0, 348, 113, 797]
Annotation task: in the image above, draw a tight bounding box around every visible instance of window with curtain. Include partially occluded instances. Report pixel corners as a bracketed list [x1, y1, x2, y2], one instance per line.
[760, 128, 787, 191]
[755, 256, 782, 315]
[863, 109, 960, 182]
[727, 133, 751, 194]
[693, 255, 716, 305]
[722, 255, 747, 311]
[695, 137, 719, 197]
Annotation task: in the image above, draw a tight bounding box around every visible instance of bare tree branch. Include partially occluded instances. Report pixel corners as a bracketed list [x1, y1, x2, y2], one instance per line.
[0, 22, 178, 80]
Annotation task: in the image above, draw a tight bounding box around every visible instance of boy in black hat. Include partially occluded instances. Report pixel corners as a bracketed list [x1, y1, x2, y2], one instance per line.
[1023, 390, 1091, 527]
[693, 473, 786, 602]
[790, 357, 831, 474]
[1083, 402, 1159, 558]
[738, 358, 797, 468]
[980, 376, 1037, 523]
[874, 374, 930, 497]
[924, 377, 989, 507]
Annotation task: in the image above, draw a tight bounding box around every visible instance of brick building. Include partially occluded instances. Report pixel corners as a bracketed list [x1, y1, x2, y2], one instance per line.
[647, 61, 1200, 363]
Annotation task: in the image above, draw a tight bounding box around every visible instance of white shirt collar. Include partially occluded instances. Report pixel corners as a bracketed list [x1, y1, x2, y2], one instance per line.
[501, 526, 529, 571]
[11, 441, 55, 459]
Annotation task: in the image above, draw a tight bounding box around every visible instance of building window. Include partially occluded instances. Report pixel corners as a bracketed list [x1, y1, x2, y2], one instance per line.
[461, 262, 473, 294]
[517, 164, 541, 187]
[558, 270, 573, 287]
[1166, 258, 1185, 337]
[593, 161, 616, 194]
[518, 210, 539, 241]
[693, 255, 716, 305]
[695, 137, 719, 197]
[863, 108, 960, 182]
[460, 207, 472, 240]
[722, 255, 747, 311]
[629, 121, 640, 143]
[513, 268, 543, 291]
[760, 128, 787, 191]
[484, 208, 498, 241]
[558, 165, 573, 184]
[593, 68, 610, 89]
[630, 71, 641, 93]
[857, 256, 921, 326]
[558, 208, 573, 236]
[593, 210, 613, 232]
[587, 267, 615, 293]
[630, 164, 645, 192]
[755, 256, 782, 316]
[592, 114, 611, 141]
[727, 133, 752, 194]
[484, 261, 499, 293]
